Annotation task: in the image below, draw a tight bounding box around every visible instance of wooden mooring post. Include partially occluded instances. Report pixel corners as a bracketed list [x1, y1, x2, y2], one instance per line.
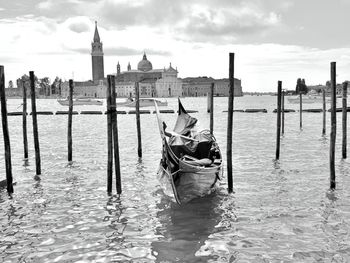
[135, 82, 142, 158]
[299, 92, 302, 129]
[282, 89, 285, 135]
[322, 88, 326, 136]
[227, 53, 234, 193]
[276, 81, 282, 160]
[342, 81, 348, 159]
[111, 76, 122, 194]
[68, 80, 73, 163]
[0, 66, 13, 194]
[330, 62, 336, 189]
[106, 76, 113, 193]
[22, 79, 28, 162]
[209, 82, 214, 134]
[30, 71, 41, 176]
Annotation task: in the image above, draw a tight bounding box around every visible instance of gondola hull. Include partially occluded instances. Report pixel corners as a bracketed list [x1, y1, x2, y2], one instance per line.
[155, 100, 222, 204]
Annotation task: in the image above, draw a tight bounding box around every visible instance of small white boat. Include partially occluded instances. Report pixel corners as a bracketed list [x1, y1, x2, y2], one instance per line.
[116, 98, 134, 106]
[58, 97, 103, 106]
[125, 98, 168, 107]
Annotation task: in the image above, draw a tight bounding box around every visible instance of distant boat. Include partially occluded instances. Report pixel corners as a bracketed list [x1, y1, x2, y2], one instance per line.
[124, 98, 168, 107]
[155, 99, 222, 204]
[116, 97, 134, 106]
[57, 97, 103, 106]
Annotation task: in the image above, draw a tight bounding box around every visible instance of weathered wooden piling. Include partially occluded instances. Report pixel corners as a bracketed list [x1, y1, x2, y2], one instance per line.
[106, 76, 113, 193]
[342, 81, 348, 159]
[68, 79, 73, 163]
[299, 93, 302, 129]
[210, 82, 214, 134]
[330, 62, 336, 189]
[227, 53, 234, 193]
[135, 82, 142, 158]
[0, 66, 13, 194]
[322, 88, 326, 135]
[282, 89, 285, 135]
[29, 71, 41, 176]
[111, 76, 122, 194]
[276, 81, 282, 160]
[207, 93, 210, 113]
[22, 80, 28, 161]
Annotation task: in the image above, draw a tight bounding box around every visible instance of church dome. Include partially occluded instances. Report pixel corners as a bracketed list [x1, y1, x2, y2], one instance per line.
[137, 53, 153, 72]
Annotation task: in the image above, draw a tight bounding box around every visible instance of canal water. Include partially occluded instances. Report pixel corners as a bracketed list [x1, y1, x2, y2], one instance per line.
[1, 96, 350, 262]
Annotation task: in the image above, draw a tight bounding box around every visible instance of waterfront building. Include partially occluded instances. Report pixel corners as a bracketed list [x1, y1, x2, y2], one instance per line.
[182, 77, 243, 97]
[60, 22, 242, 99]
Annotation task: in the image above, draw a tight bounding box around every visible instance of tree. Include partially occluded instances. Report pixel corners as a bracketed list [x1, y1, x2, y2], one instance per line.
[39, 77, 51, 96]
[8, 80, 13, 89]
[51, 76, 62, 95]
[16, 74, 39, 96]
[296, 78, 308, 94]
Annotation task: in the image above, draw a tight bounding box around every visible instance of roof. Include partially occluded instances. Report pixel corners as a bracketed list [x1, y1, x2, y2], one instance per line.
[93, 21, 100, 42]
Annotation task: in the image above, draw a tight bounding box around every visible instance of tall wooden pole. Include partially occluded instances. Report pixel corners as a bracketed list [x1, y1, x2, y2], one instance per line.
[342, 81, 348, 159]
[322, 89, 326, 136]
[227, 53, 234, 193]
[330, 62, 336, 189]
[210, 82, 214, 134]
[22, 79, 28, 161]
[135, 82, 142, 158]
[207, 93, 210, 113]
[0, 66, 13, 194]
[281, 89, 285, 135]
[68, 79, 73, 163]
[111, 76, 122, 194]
[276, 81, 282, 160]
[299, 93, 302, 129]
[106, 75, 113, 193]
[30, 71, 41, 176]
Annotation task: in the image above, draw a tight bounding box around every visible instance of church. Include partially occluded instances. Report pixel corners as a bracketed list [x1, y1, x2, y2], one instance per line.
[61, 21, 182, 98]
[60, 21, 242, 98]
[115, 54, 182, 98]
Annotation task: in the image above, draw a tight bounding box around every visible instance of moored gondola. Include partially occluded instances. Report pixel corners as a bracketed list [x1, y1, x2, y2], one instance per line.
[155, 99, 222, 204]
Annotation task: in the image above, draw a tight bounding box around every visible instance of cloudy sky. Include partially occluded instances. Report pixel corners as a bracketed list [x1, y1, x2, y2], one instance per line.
[0, 0, 349, 91]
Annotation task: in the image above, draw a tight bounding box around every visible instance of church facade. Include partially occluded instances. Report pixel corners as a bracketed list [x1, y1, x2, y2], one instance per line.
[115, 53, 182, 98]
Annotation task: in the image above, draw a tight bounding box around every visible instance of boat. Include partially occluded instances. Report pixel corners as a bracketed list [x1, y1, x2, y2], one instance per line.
[154, 99, 222, 204]
[125, 98, 168, 107]
[57, 97, 103, 106]
[116, 97, 134, 106]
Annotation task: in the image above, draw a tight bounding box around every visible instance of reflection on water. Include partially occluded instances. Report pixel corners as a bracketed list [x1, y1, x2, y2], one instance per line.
[1, 97, 350, 262]
[152, 193, 223, 262]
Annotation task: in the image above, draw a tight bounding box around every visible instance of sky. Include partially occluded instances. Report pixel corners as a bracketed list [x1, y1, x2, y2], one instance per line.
[0, 0, 349, 92]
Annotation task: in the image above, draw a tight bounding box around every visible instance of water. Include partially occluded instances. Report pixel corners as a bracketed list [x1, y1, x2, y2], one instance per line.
[1, 96, 350, 262]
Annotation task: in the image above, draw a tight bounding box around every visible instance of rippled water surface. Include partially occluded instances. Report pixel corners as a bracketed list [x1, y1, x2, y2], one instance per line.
[1, 96, 350, 262]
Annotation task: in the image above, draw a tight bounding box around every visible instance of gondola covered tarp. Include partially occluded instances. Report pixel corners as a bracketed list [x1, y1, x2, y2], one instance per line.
[155, 99, 222, 204]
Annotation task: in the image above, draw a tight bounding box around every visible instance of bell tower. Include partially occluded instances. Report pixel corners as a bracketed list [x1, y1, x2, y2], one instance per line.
[117, 61, 120, 75]
[91, 21, 104, 82]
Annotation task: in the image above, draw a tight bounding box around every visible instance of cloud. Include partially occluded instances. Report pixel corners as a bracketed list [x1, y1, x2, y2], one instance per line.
[179, 7, 280, 42]
[64, 16, 91, 33]
[65, 45, 171, 57]
[91, 0, 280, 43]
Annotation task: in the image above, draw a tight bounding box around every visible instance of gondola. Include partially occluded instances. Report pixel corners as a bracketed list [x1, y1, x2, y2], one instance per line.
[57, 97, 103, 106]
[154, 99, 222, 204]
